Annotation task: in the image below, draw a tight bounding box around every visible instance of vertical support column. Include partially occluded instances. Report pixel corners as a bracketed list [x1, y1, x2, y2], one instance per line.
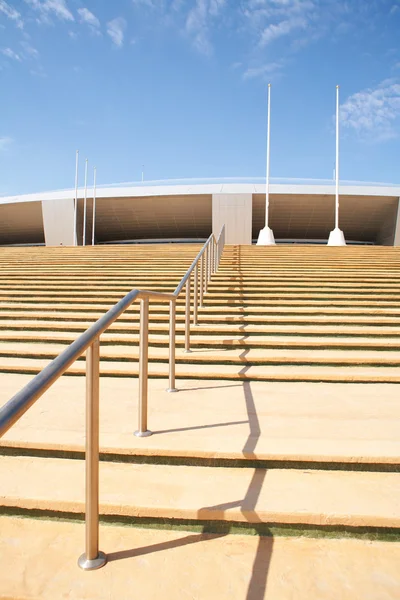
[184, 277, 191, 352]
[393, 198, 400, 246]
[134, 298, 152, 438]
[204, 247, 208, 294]
[167, 299, 178, 392]
[193, 264, 198, 325]
[78, 337, 107, 571]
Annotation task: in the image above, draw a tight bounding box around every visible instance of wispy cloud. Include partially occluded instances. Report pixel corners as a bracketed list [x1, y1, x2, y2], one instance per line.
[243, 60, 285, 80]
[78, 7, 100, 33]
[25, 0, 74, 23]
[340, 79, 400, 141]
[243, 0, 316, 47]
[0, 0, 23, 28]
[260, 16, 308, 45]
[0, 136, 13, 151]
[107, 17, 126, 47]
[185, 0, 226, 56]
[21, 41, 39, 58]
[1, 47, 21, 61]
[132, 0, 156, 7]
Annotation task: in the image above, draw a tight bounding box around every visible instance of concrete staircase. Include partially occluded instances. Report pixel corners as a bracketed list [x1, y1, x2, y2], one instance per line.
[1, 245, 400, 382]
[1, 244, 400, 599]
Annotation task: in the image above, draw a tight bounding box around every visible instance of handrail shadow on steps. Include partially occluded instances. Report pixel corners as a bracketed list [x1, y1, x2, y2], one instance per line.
[0, 225, 226, 571]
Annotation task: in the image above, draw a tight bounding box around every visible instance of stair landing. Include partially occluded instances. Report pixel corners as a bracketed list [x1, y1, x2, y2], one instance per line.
[1, 516, 400, 600]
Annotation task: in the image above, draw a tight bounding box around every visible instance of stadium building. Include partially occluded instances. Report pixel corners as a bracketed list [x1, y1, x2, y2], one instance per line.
[1, 178, 400, 246]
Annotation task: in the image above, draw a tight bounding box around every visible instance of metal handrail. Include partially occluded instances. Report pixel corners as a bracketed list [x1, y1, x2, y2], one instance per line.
[0, 225, 225, 571]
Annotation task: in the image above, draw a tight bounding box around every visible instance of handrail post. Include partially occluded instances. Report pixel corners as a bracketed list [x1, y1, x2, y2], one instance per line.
[209, 242, 213, 279]
[167, 298, 178, 392]
[204, 246, 208, 294]
[193, 264, 198, 326]
[134, 297, 152, 437]
[199, 255, 204, 307]
[184, 277, 191, 352]
[211, 241, 215, 275]
[78, 337, 107, 571]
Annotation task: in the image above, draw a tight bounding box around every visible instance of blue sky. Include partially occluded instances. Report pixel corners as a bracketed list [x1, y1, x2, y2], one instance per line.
[1, 0, 400, 195]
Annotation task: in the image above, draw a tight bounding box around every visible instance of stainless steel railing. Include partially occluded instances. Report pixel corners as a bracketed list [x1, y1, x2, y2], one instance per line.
[0, 225, 225, 571]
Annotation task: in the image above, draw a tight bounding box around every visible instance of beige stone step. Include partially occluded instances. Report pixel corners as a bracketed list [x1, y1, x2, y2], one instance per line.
[2, 376, 399, 464]
[1, 455, 400, 527]
[0, 342, 399, 367]
[2, 516, 400, 600]
[2, 309, 400, 326]
[1, 356, 400, 382]
[1, 329, 400, 349]
[3, 295, 400, 309]
[2, 319, 400, 338]
[4, 302, 400, 316]
[4, 289, 400, 302]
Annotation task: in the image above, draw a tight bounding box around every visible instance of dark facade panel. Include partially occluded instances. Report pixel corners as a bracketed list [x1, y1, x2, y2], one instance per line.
[252, 194, 398, 243]
[93, 195, 212, 242]
[0, 201, 45, 245]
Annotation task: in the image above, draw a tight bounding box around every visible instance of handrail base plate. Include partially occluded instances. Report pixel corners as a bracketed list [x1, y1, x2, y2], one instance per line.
[134, 429, 153, 438]
[78, 551, 107, 571]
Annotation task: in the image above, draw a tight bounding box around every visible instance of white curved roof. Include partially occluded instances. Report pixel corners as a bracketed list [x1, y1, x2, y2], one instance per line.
[1, 177, 400, 206]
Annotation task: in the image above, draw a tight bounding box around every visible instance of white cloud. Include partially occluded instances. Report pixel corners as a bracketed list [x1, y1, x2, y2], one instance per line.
[1, 47, 21, 61]
[260, 16, 307, 45]
[243, 60, 284, 79]
[30, 65, 46, 77]
[185, 0, 226, 56]
[25, 0, 74, 23]
[78, 7, 100, 32]
[243, 0, 316, 47]
[107, 17, 126, 47]
[0, 0, 23, 28]
[0, 136, 13, 151]
[340, 79, 400, 141]
[21, 41, 39, 58]
[132, 0, 156, 7]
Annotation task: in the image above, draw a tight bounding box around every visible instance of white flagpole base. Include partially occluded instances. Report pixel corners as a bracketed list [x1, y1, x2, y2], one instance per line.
[327, 227, 346, 246]
[256, 227, 276, 246]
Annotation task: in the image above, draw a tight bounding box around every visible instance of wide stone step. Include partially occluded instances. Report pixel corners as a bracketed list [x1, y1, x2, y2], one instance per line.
[2, 329, 400, 349]
[1, 357, 400, 382]
[2, 516, 400, 600]
[1, 455, 400, 528]
[2, 309, 400, 326]
[1, 343, 399, 367]
[4, 289, 400, 302]
[2, 375, 399, 465]
[4, 304, 400, 319]
[2, 319, 400, 338]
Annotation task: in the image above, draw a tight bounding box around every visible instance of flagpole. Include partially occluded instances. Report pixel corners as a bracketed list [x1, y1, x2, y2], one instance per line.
[92, 167, 97, 246]
[257, 83, 275, 245]
[327, 85, 346, 246]
[74, 150, 79, 246]
[265, 82, 271, 229]
[335, 85, 339, 230]
[82, 158, 88, 246]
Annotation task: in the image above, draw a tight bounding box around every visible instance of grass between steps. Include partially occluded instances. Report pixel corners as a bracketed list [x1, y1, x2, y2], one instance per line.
[1, 446, 399, 472]
[2, 507, 400, 542]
